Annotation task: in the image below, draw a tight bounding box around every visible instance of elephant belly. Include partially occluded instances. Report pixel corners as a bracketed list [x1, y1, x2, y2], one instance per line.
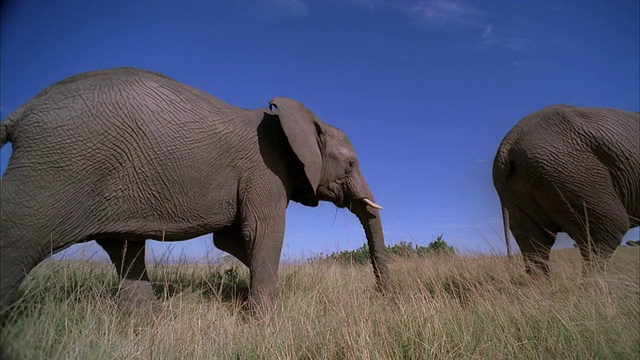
[112, 188, 237, 239]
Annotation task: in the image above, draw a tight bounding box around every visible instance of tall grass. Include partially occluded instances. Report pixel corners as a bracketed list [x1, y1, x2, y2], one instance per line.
[2, 247, 638, 359]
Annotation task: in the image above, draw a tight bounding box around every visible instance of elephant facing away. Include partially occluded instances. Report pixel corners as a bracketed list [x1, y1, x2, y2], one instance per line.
[0, 67, 389, 318]
[493, 105, 640, 275]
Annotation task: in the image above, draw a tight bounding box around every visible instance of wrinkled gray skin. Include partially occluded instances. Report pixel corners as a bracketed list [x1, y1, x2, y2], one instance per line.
[0, 67, 389, 319]
[493, 105, 640, 275]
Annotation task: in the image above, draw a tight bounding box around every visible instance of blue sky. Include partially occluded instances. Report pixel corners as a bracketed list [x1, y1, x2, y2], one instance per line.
[1, 0, 638, 262]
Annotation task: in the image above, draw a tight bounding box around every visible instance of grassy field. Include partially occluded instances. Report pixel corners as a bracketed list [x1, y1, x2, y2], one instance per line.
[1, 247, 638, 359]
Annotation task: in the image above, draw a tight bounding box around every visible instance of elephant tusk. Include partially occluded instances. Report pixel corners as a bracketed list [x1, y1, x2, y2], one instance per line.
[362, 198, 383, 210]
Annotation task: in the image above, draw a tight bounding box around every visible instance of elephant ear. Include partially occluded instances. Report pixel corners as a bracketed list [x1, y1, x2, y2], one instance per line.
[269, 97, 322, 194]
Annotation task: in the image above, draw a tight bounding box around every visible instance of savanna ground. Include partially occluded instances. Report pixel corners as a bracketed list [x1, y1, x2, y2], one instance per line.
[1, 247, 638, 359]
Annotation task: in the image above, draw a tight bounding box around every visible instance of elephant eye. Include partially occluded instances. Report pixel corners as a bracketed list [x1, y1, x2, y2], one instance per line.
[347, 159, 356, 171]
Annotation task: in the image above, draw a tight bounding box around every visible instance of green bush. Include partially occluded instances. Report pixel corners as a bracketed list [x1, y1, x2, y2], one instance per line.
[425, 234, 455, 254]
[313, 234, 455, 265]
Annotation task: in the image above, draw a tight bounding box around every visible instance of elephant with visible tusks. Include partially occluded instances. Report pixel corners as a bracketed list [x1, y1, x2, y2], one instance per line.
[0, 67, 389, 319]
[493, 104, 640, 276]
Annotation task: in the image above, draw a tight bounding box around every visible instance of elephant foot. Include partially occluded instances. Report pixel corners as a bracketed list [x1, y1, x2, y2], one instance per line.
[116, 279, 162, 312]
[242, 302, 276, 326]
[243, 291, 278, 321]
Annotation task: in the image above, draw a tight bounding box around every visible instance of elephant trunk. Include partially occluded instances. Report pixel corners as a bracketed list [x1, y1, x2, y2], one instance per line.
[349, 199, 390, 293]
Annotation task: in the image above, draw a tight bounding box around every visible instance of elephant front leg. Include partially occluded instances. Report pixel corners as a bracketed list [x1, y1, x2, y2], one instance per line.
[213, 226, 249, 267]
[95, 239, 159, 309]
[241, 212, 286, 315]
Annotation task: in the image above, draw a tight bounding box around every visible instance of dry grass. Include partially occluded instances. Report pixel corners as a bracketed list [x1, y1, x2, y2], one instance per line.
[2, 247, 638, 359]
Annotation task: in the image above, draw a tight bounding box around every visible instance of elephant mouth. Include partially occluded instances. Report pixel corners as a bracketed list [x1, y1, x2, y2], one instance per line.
[317, 184, 383, 210]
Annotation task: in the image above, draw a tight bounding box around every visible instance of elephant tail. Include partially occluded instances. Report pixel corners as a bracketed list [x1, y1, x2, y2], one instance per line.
[0, 119, 10, 147]
[502, 206, 512, 257]
[0, 106, 23, 148]
[493, 144, 514, 258]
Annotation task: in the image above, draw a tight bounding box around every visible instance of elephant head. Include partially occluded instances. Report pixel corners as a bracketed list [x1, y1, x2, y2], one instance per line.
[269, 97, 389, 292]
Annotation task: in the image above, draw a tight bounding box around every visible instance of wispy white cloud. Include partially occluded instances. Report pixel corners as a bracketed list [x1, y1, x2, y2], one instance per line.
[274, 0, 310, 18]
[409, 0, 488, 26]
[241, 0, 531, 52]
[401, 1, 530, 52]
[481, 23, 494, 38]
[481, 24, 529, 51]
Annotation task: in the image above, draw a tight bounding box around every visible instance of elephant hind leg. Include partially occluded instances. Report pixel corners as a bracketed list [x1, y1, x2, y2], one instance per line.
[563, 199, 629, 275]
[95, 239, 150, 281]
[95, 239, 158, 308]
[576, 244, 616, 276]
[0, 219, 63, 322]
[0, 247, 43, 323]
[509, 207, 557, 277]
